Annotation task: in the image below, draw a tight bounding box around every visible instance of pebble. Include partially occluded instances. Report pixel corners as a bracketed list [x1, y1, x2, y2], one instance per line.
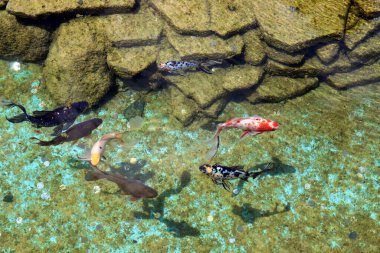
[348, 231, 358, 240]
[59, 184, 67, 191]
[43, 161, 50, 167]
[304, 183, 311, 189]
[16, 217, 23, 224]
[10, 62, 21, 72]
[3, 193, 13, 203]
[207, 215, 214, 222]
[232, 188, 240, 195]
[229, 238, 236, 243]
[130, 158, 137, 165]
[95, 224, 103, 231]
[306, 199, 316, 207]
[93, 185, 101, 194]
[358, 166, 365, 173]
[41, 192, 50, 200]
[236, 225, 244, 232]
[37, 182, 44, 190]
[356, 173, 363, 179]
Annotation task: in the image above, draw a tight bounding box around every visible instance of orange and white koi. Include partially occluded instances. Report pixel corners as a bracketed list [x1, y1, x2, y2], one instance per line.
[78, 132, 123, 166]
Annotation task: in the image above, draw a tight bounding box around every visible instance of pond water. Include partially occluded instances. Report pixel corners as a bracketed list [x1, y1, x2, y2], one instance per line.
[0, 1, 379, 252]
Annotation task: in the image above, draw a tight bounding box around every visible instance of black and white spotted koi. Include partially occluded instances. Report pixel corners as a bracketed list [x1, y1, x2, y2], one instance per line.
[199, 163, 273, 191]
[158, 60, 222, 74]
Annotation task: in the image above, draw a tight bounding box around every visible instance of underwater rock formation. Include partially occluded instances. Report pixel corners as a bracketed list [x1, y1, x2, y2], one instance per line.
[0, 0, 8, 8]
[348, 30, 380, 64]
[354, 0, 380, 17]
[264, 44, 305, 66]
[315, 42, 340, 64]
[251, 0, 350, 52]
[242, 30, 266, 66]
[0, 11, 51, 62]
[344, 17, 380, 50]
[43, 16, 111, 106]
[6, 0, 135, 18]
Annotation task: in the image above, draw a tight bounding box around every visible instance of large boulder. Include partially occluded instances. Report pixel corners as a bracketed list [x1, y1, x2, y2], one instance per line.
[243, 30, 266, 65]
[0, 11, 51, 62]
[6, 0, 135, 18]
[344, 17, 380, 50]
[43, 17, 111, 106]
[252, 0, 350, 52]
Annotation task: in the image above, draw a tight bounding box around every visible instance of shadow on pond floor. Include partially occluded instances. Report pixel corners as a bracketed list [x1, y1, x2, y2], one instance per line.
[233, 202, 291, 224]
[133, 171, 200, 238]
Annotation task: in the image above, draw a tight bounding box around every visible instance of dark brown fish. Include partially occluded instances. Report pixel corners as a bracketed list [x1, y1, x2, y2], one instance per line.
[31, 118, 102, 146]
[85, 167, 158, 201]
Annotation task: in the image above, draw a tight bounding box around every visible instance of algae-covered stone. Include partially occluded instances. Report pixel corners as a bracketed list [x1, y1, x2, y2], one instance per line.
[264, 44, 305, 65]
[44, 17, 111, 106]
[165, 65, 263, 108]
[354, 0, 380, 17]
[152, 0, 209, 34]
[348, 31, 380, 63]
[346, 5, 361, 30]
[266, 52, 353, 77]
[344, 18, 380, 50]
[209, 1, 256, 36]
[166, 26, 243, 60]
[243, 30, 266, 65]
[169, 86, 199, 125]
[107, 46, 158, 78]
[0, 11, 50, 62]
[6, 0, 135, 18]
[326, 59, 380, 89]
[202, 98, 227, 118]
[156, 38, 181, 64]
[316, 42, 340, 64]
[252, 0, 350, 52]
[104, 9, 163, 47]
[246, 76, 319, 103]
[0, 0, 7, 8]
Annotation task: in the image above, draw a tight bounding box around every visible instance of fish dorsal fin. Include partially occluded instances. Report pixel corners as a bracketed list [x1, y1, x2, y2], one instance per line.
[230, 165, 245, 171]
[32, 110, 53, 116]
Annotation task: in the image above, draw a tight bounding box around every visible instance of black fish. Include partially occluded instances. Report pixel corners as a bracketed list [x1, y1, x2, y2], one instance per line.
[31, 118, 102, 146]
[85, 167, 158, 201]
[6, 101, 88, 136]
[199, 163, 273, 191]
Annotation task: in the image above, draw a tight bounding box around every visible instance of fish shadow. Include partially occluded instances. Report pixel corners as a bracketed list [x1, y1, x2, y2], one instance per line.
[234, 157, 296, 196]
[133, 171, 200, 237]
[112, 160, 154, 183]
[232, 202, 291, 224]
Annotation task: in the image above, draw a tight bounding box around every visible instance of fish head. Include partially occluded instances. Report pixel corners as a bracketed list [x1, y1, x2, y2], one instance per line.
[158, 62, 171, 72]
[258, 118, 280, 131]
[72, 101, 89, 112]
[199, 164, 213, 175]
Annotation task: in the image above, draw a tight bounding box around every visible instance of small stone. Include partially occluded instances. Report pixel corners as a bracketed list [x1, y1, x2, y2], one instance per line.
[306, 199, 316, 207]
[10, 62, 21, 72]
[229, 238, 236, 243]
[130, 158, 137, 165]
[233, 188, 240, 195]
[59, 184, 66, 191]
[348, 231, 358, 240]
[16, 217, 23, 224]
[153, 212, 161, 219]
[95, 224, 103, 230]
[358, 166, 365, 173]
[43, 161, 50, 167]
[356, 173, 364, 179]
[236, 225, 244, 232]
[41, 192, 50, 200]
[37, 182, 44, 190]
[304, 183, 311, 189]
[3, 193, 13, 203]
[207, 215, 214, 222]
[93, 185, 101, 194]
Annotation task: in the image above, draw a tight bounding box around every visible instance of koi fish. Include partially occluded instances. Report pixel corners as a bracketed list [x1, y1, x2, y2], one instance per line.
[31, 118, 102, 146]
[6, 101, 88, 136]
[85, 167, 158, 201]
[158, 60, 222, 74]
[199, 163, 273, 191]
[78, 132, 123, 166]
[206, 116, 279, 160]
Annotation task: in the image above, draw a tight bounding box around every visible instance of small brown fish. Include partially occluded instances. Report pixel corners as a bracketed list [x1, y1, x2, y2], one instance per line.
[85, 167, 158, 201]
[31, 118, 103, 146]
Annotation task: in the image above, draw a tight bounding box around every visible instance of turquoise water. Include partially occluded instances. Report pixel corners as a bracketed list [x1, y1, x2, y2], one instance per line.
[0, 60, 379, 252]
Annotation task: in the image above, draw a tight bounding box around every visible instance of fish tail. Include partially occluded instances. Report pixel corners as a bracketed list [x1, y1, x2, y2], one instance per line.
[248, 163, 273, 180]
[30, 137, 52, 146]
[84, 171, 107, 181]
[198, 65, 212, 74]
[6, 103, 29, 123]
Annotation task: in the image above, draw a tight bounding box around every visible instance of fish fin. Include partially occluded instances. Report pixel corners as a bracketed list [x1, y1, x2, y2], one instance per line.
[51, 124, 64, 136]
[198, 65, 212, 74]
[249, 131, 262, 136]
[221, 181, 231, 191]
[62, 120, 75, 131]
[77, 148, 91, 161]
[176, 70, 187, 76]
[130, 196, 140, 201]
[239, 130, 251, 141]
[205, 135, 220, 162]
[84, 171, 105, 181]
[230, 165, 245, 171]
[32, 110, 52, 116]
[102, 155, 107, 160]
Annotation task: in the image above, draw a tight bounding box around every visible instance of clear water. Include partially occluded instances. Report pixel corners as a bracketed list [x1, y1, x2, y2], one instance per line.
[1, 2, 379, 253]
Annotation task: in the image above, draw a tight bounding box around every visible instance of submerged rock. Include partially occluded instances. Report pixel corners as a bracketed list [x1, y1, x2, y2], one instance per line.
[243, 30, 266, 65]
[327, 59, 380, 89]
[0, 0, 7, 8]
[0, 11, 51, 62]
[6, 0, 135, 18]
[354, 0, 380, 17]
[264, 44, 305, 65]
[252, 0, 350, 52]
[315, 42, 340, 64]
[165, 26, 243, 60]
[246, 76, 319, 103]
[165, 65, 263, 108]
[107, 46, 158, 79]
[124, 99, 145, 121]
[169, 86, 199, 125]
[209, 1, 257, 36]
[156, 38, 181, 65]
[344, 17, 380, 50]
[3, 192, 13, 203]
[104, 9, 163, 47]
[348, 31, 380, 63]
[43, 16, 111, 106]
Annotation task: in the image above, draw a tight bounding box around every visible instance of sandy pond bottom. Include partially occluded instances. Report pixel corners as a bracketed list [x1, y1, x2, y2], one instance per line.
[0, 61, 379, 252]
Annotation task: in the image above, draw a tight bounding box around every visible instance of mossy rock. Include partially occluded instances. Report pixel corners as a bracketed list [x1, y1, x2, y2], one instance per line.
[344, 17, 380, 50]
[169, 86, 199, 126]
[156, 38, 181, 64]
[0, 11, 51, 62]
[43, 16, 111, 106]
[252, 0, 350, 52]
[246, 76, 319, 103]
[243, 29, 266, 65]
[327, 59, 380, 89]
[315, 42, 340, 64]
[348, 31, 380, 63]
[0, 0, 8, 8]
[354, 0, 380, 17]
[6, 0, 135, 18]
[264, 44, 305, 66]
[107, 46, 158, 79]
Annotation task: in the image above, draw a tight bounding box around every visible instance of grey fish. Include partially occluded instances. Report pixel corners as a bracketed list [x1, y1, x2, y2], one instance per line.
[85, 167, 158, 201]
